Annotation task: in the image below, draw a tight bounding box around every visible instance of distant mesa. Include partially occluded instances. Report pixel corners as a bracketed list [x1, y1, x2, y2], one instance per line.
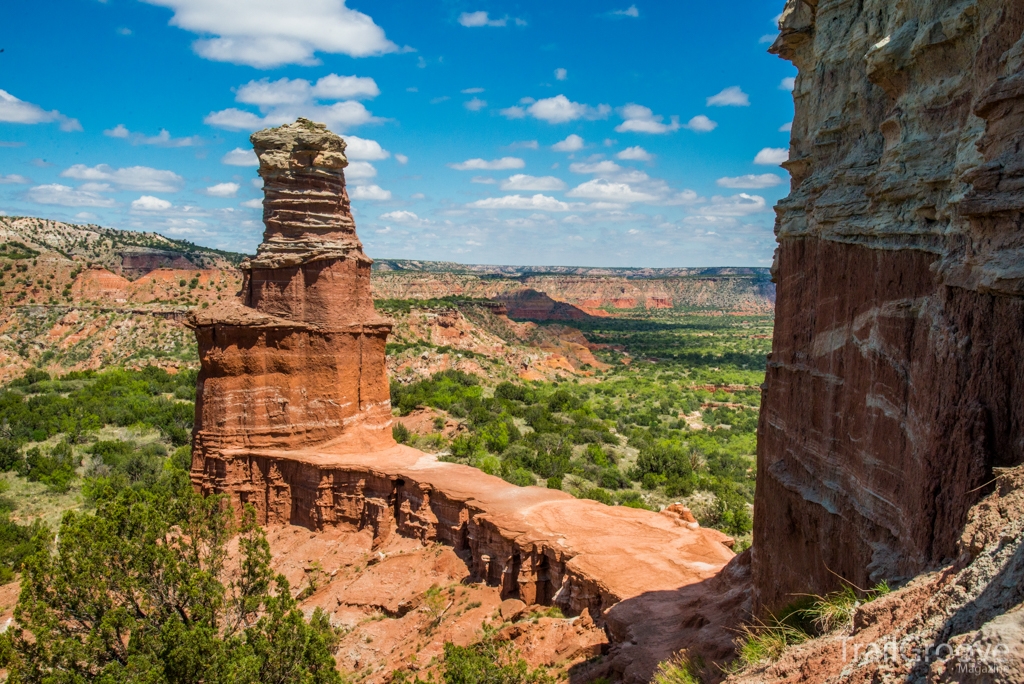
[494, 288, 597, 321]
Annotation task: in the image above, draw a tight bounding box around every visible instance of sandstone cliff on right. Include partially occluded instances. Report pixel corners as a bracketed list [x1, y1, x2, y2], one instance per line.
[740, 0, 1024, 679]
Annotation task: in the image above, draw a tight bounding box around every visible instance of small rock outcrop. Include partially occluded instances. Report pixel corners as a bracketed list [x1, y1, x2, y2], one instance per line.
[191, 119, 393, 455]
[755, 0, 1024, 612]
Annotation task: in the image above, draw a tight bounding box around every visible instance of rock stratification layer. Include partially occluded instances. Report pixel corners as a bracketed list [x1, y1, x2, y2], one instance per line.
[755, 0, 1024, 611]
[191, 119, 393, 455]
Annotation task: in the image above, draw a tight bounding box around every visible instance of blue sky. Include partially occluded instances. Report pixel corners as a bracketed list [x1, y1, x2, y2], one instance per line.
[0, 0, 795, 267]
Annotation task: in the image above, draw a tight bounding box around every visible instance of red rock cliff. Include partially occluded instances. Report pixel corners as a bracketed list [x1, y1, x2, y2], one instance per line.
[190, 119, 393, 455]
[754, 0, 1024, 612]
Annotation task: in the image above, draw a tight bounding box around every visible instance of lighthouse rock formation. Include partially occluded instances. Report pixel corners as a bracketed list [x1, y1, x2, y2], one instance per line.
[189, 120, 743, 681]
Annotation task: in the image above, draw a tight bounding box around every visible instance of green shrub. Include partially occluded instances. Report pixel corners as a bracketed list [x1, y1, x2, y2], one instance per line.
[392, 422, 411, 444]
[442, 638, 552, 684]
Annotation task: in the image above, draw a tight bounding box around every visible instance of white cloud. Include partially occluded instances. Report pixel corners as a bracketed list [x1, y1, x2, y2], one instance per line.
[513, 95, 610, 124]
[554, 68, 567, 81]
[716, 174, 783, 189]
[779, 121, 793, 133]
[241, 199, 262, 209]
[379, 210, 419, 222]
[449, 157, 525, 171]
[461, 87, 484, 94]
[206, 182, 240, 197]
[131, 195, 173, 211]
[0, 89, 81, 131]
[693, 193, 767, 217]
[616, 146, 652, 161]
[313, 74, 380, 100]
[350, 184, 391, 200]
[471, 176, 496, 184]
[140, 0, 398, 68]
[204, 109, 262, 131]
[345, 161, 377, 179]
[509, 140, 539, 149]
[500, 174, 567, 191]
[343, 135, 389, 160]
[61, 164, 184, 192]
[0, 174, 30, 184]
[27, 184, 116, 207]
[760, 33, 778, 44]
[569, 160, 620, 175]
[683, 115, 717, 132]
[222, 147, 259, 166]
[566, 179, 657, 203]
[707, 86, 750, 107]
[103, 124, 201, 147]
[206, 78, 384, 132]
[458, 11, 507, 27]
[615, 104, 681, 134]
[754, 147, 789, 165]
[394, 153, 408, 164]
[468, 194, 572, 211]
[613, 5, 639, 17]
[780, 77, 796, 91]
[464, 97, 487, 111]
[552, 134, 584, 152]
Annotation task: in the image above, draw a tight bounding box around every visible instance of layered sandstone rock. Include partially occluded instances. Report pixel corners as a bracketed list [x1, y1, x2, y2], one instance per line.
[755, 0, 1024, 612]
[191, 119, 393, 455]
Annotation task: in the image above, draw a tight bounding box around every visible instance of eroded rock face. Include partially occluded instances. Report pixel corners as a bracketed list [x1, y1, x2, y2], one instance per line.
[755, 0, 1024, 612]
[190, 119, 393, 455]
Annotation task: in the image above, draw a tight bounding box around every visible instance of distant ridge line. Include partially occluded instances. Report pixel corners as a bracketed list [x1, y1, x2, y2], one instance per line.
[372, 259, 772, 279]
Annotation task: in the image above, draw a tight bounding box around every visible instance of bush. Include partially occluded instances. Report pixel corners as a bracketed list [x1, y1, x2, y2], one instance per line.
[546, 477, 562, 490]
[392, 422, 411, 444]
[502, 467, 535, 487]
[580, 487, 613, 505]
[25, 443, 77, 494]
[442, 638, 552, 684]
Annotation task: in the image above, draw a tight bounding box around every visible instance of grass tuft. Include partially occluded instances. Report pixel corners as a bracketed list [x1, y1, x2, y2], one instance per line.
[652, 652, 704, 684]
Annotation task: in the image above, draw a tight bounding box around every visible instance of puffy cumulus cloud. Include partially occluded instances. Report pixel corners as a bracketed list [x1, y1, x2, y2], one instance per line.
[449, 157, 525, 171]
[222, 147, 259, 166]
[566, 179, 657, 203]
[464, 97, 487, 112]
[554, 68, 567, 81]
[615, 104, 681, 134]
[458, 11, 520, 27]
[0, 89, 81, 131]
[313, 74, 380, 100]
[349, 184, 391, 200]
[206, 76, 384, 132]
[241, 199, 263, 209]
[706, 86, 750, 107]
[103, 124, 201, 147]
[754, 147, 789, 165]
[379, 210, 431, 226]
[26, 184, 116, 208]
[552, 134, 584, 152]
[343, 135, 389, 160]
[206, 182, 240, 197]
[140, 0, 398, 68]
[467, 194, 572, 211]
[612, 5, 639, 17]
[502, 95, 610, 124]
[683, 115, 717, 132]
[616, 146, 652, 161]
[131, 195, 173, 211]
[60, 164, 184, 193]
[344, 161, 377, 179]
[0, 174, 30, 184]
[569, 160, 621, 175]
[500, 174, 567, 191]
[716, 173, 783, 189]
[692, 193, 768, 217]
[780, 77, 796, 91]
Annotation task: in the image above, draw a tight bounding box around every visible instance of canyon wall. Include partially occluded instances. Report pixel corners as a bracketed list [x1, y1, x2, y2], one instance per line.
[754, 0, 1024, 611]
